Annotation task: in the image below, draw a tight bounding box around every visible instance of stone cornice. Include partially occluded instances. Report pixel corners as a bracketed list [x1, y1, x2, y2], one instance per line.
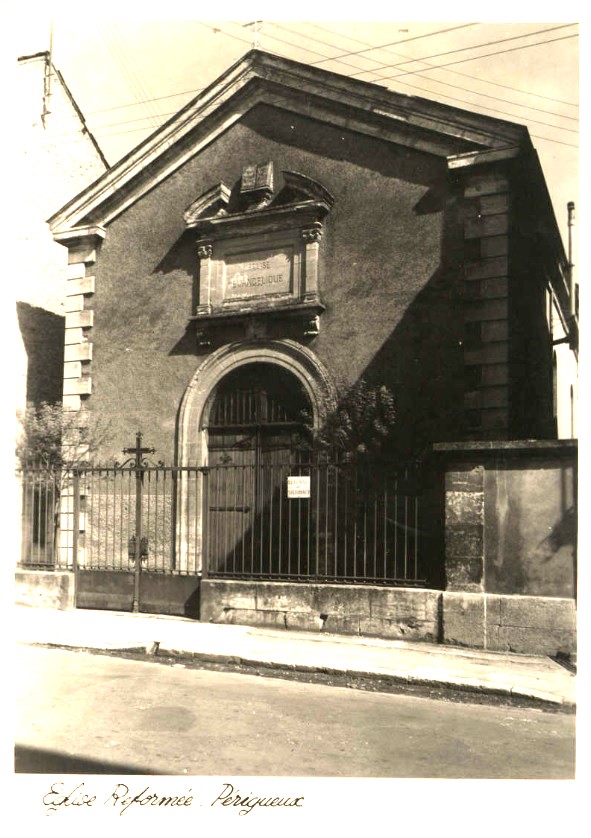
[47, 50, 530, 235]
[190, 200, 331, 240]
[447, 145, 523, 170]
[52, 225, 106, 245]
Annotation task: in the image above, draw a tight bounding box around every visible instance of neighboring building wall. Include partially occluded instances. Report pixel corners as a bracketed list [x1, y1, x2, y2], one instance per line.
[551, 297, 578, 439]
[438, 440, 576, 655]
[16, 51, 107, 410]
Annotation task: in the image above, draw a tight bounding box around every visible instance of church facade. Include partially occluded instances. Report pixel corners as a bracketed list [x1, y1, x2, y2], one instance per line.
[44, 50, 577, 655]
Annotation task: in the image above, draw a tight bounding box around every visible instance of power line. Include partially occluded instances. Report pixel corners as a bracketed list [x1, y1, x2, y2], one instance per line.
[309, 22, 481, 65]
[304, 21, 578, 107]
[352, 23, 577, 80]
[100, 25, 161, 129]
[48, 23, 578, 132]
[71, 28, 578, 143]
[43, 85, 208, 124]
[376, 33, 579, 83]
[44, 23, 579, 154]
[50, 109, 580, 152]
[222, 22, 578, 135]
[270, 22, 578, 124]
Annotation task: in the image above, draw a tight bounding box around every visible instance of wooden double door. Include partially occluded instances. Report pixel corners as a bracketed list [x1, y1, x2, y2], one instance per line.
[205, 364, 312, 577]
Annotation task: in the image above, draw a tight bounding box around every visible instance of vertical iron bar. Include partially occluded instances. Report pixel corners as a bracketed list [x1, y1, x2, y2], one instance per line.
[334, 464, 338, 579]
[201, 468, 209, 579]
[72, 470, 80, 604]
[404, 467, 409, 580]
[414, 475, 419, 581]
[373, 487, 378, 580]
[394, 472, 398, 580]
[34, 471, 41, 564]
[306, 463, 311, 578]
[269, 463, 274, 576]
[232, 465, 238, 574]
[363, 484, 367, 581]
[383, 474, 388, 581]
[132, 461, 143, 613]
[278, 464, 283, 576]
[353, 465, 358, 581]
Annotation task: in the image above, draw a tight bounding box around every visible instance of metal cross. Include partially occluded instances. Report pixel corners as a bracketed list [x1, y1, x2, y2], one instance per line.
[122, 431, 155, 468]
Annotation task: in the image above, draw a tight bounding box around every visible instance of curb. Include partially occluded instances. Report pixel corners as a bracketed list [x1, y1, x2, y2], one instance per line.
[19, 638, 575, 711]
[151, 645, 574, 709]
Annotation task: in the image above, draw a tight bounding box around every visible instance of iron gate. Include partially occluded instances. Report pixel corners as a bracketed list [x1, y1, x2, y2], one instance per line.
[19, 448, 433, 613]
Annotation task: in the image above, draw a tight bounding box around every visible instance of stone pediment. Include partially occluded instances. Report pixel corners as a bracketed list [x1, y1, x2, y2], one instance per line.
[183, 167, 335, 231]
[48, 49, 530, 236]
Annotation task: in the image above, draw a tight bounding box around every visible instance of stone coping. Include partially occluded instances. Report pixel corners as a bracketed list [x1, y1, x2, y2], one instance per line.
[432, 439, 577, 458]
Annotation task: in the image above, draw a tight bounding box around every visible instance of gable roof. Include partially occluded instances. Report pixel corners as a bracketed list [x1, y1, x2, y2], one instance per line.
[48, 48, 531, 235]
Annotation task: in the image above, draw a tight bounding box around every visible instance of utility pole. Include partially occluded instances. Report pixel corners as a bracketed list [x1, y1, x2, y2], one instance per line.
[244, 20, 263, 49]
[41, 21, 54, 127]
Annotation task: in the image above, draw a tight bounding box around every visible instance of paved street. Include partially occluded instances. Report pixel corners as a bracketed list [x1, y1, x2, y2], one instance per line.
[16, 645, 575, 778]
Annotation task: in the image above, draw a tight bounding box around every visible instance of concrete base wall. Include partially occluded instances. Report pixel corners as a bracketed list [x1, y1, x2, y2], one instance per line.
[15, 570, 75, 610]
[201, 580, 441, 642]
[442, 591, 576, 656]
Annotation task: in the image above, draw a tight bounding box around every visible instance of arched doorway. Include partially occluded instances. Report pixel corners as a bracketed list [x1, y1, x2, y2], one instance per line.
[175, 339, 337, 573]
[207, 363, 312, 466]
[206, 363, 313, 576]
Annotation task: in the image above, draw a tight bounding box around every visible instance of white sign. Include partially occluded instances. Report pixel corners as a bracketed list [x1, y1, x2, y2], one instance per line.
[287, 475, 310, 499]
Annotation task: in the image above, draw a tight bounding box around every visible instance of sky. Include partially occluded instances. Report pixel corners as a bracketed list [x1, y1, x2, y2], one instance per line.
[13, 9, 579, 245]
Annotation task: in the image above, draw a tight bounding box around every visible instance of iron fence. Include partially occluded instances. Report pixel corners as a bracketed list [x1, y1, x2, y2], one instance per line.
[19, 460, 430, 587]
[205, 460, 427, 585]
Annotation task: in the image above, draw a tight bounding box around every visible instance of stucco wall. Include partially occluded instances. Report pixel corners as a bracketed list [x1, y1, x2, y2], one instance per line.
[86, 104, 464, 461]
[484, 458, 576, 597]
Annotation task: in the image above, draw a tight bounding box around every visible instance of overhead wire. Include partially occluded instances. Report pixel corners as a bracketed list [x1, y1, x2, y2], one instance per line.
[222, 21, 578, 135]
[50, 21, 578, 135]
[326, 23, 577, 79]
[272, 24, 579, 127]
[376, 33, 579, 83]
[47, 22, 578, 152]
[100, 24, 161, 129]
[304, 20, 578, 107]
[268, 22, 577, 123]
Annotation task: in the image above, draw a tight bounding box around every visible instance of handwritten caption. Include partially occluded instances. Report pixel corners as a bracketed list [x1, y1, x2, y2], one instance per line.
[42, 781, 304, 817]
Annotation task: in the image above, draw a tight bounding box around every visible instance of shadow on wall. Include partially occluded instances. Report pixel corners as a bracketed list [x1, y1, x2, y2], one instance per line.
[357, 185, 466, 460]
[17, 302, 65, 406]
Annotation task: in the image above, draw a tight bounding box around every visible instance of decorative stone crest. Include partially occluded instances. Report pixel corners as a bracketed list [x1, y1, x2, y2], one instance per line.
[301, 224, 323, 244]
[197, 243, 213, 260]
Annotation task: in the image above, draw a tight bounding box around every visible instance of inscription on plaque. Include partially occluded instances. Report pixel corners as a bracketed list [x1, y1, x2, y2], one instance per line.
[224, 248, 292, 300]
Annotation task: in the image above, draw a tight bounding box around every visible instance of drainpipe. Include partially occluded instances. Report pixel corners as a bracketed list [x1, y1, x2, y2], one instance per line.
[567, 202, 576, 316]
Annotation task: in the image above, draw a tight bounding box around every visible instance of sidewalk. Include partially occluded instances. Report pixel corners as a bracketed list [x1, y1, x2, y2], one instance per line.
[15, 605, 576, 708]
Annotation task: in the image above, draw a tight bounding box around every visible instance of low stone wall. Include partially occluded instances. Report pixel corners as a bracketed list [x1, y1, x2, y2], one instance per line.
[201, 580, 441, 642]
[442, 592, 576, 656]
[201, 580, 576, 656]
[15, 570, 75, 610]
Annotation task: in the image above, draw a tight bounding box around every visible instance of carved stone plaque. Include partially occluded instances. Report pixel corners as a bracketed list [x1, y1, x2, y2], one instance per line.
[224, 248, 293, 301]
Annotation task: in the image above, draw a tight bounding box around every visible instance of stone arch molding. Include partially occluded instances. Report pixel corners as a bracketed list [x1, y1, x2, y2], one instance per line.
[178, 339, 337, 467]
